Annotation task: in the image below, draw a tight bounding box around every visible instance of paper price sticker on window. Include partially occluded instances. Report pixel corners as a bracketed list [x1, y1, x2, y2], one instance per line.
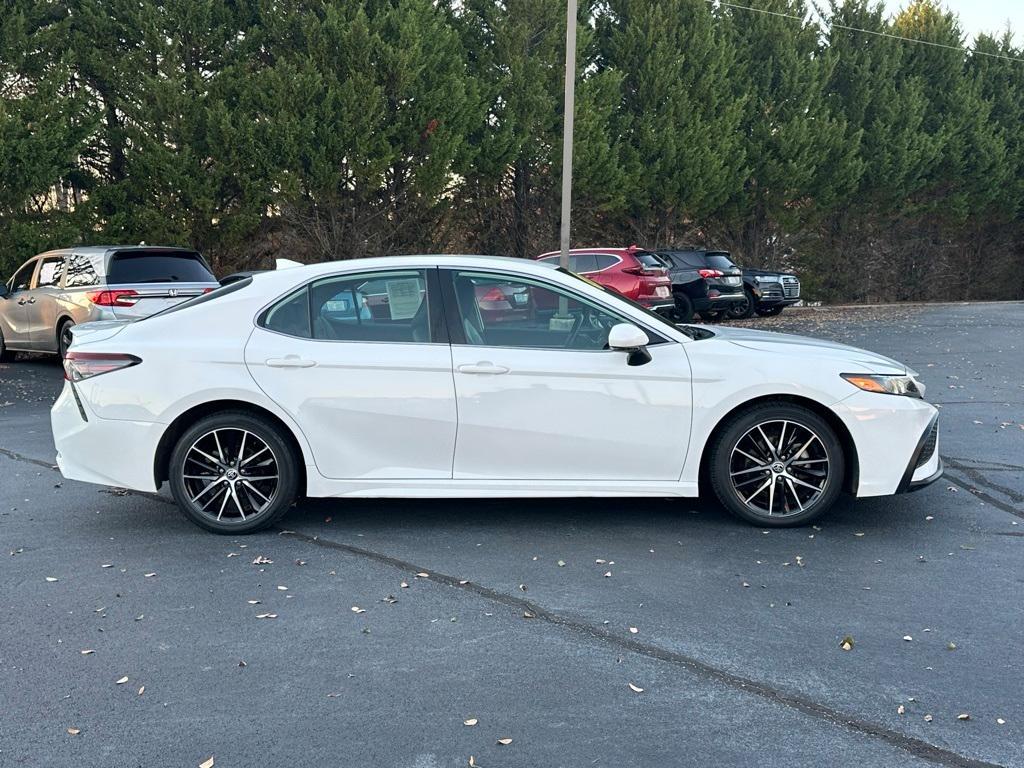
[386, 278, 423, 320]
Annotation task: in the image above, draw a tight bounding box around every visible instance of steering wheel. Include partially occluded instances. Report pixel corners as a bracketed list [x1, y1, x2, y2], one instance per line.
[562, 311, 586, 349]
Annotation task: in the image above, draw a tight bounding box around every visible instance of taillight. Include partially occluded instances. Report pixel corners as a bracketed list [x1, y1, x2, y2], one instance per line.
[63, 352, 141, 382]
[87, 289, 140, 307]
[698, 269, 724, 279]
[622, 266, 667, 277]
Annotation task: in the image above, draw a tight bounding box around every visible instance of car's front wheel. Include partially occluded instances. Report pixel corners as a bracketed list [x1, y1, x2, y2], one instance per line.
[726, 289, 756, 320]
[168, 411, 299, 534]
[708, 403, 845, 526]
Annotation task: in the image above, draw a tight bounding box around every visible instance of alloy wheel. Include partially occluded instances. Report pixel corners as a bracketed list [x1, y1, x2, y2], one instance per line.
[728, 419, 830, 518]
[180, 428, 280, 523]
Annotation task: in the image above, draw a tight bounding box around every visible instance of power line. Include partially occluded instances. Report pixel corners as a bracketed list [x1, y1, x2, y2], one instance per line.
[707, 0, 1024, 63]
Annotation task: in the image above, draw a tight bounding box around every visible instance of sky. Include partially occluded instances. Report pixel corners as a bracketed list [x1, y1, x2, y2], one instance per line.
[884, 0, 1020, 44]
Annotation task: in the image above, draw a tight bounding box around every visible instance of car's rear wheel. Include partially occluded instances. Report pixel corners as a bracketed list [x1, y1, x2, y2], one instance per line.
[708, 403, 844, 526]
[672, 293, 694, 323]
[58, 319, 75, 359]
[727, 289, 756, 320]
[0, 329, 15, 362]
[756, 305, 784, 317]
[168, 411, 299, 534]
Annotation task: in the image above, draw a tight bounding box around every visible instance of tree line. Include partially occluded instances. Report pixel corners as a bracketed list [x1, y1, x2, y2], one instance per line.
[1, 0, 1022, 302]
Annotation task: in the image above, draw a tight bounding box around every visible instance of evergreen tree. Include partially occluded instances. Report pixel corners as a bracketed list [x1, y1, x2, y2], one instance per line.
[596, 0, 746, 246]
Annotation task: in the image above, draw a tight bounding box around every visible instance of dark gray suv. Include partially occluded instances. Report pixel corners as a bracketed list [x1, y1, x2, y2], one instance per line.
[0, 245, 218, 360]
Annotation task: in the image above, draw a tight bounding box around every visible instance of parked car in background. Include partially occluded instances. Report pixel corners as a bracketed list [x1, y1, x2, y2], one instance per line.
[728, 267, 802, 319]
[535, 246, 673, 311]
[653, 249, 746, 323]
[0, 246, 218, 361]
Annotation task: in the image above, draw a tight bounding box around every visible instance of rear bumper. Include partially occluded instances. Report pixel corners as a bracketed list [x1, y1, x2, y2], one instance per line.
[694, 294, 745, 312]
[51, 382, 163, 492]
[757, 297, 800, 308]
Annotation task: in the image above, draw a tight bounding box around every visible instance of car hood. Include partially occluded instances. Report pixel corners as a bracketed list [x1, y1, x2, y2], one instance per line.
[709, 326, 910, 375]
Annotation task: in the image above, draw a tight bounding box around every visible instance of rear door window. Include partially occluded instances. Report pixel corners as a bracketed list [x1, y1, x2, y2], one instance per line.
[36, 257, 65, 288]
[107, 250, 215, 284]
[309, 270, 432, 343]
[569, 254, 599, 273]
[592, 254, 619, 271]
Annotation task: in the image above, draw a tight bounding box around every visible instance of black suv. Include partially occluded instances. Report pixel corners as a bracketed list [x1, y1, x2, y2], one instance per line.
[653, 249, 746, 322]
[727, 267, 802, 319]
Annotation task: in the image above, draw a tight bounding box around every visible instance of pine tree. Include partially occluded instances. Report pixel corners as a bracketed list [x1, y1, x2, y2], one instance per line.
[596, 0, 746, 246]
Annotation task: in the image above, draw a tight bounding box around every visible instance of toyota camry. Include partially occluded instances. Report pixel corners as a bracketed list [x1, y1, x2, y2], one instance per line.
[51, 255, 942, 533]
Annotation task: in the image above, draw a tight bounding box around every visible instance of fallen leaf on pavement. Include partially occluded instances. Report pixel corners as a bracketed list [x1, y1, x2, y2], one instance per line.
[67, 728, 80, 735]
[45, 577, 59, 582]
[497, 738, 512, 745]
[628, 683, 644, 693]
[138, 686, 144, 695]
[897, 705, 905, 715]
[463, 718, 478, 726]
[957, 713, 971, 721]
[255, 613, 277, 619]
[924, 714, 933, 722]
[253, 555, 273, 565]
[115, 676, 128, 684]
[629, 627, 638, 634]
[81, 649, 95, 655]
[351, 606, 365, 614]
[200, 758, 215, 768]
[840, 636, 854, 651]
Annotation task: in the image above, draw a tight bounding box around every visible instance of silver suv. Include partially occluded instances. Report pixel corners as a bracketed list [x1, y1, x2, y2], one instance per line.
[0, 245, 219, 360]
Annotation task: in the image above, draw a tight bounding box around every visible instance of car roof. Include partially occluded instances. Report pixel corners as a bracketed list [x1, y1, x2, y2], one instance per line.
[536, 247, 638, 258]
[251, 254, 543, 281]
[70, 245, 201, 256]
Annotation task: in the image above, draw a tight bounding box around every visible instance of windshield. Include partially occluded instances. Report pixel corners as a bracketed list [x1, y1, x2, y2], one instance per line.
[556, 268, 711, 340]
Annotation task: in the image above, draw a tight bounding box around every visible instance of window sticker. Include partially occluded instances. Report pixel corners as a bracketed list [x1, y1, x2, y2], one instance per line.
[385, 278, 423, 320]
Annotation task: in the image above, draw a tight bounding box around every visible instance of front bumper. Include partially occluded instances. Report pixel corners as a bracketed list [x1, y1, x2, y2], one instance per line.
[51, 381, 164, 492]
[830, 391, 940, 497]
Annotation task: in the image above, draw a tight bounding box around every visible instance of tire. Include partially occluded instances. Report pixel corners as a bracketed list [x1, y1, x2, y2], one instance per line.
[756, 305, 783, 317]
[168, 410, 300, 534]
[58, 319, 75, 359]
[673, 293, 694, 323]
[727, 289, 756, 320]
[0, 329, 15, 362]
[708, 403, 845, 527]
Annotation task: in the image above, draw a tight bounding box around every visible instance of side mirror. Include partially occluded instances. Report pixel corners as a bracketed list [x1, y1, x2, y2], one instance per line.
[608, 323, 652, 366]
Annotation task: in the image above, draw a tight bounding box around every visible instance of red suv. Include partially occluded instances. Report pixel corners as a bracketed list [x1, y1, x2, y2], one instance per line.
[535, 246, 673, 310]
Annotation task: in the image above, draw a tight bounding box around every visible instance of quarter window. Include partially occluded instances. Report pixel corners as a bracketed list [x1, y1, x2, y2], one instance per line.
[448, 271, 626, 351]
[64, 253, 99, 287]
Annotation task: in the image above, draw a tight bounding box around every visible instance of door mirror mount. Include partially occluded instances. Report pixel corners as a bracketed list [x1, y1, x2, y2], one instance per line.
[608, 323, 652, 366]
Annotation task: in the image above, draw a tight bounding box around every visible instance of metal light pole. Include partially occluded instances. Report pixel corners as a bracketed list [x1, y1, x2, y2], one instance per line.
[559, 0, 577, 272]
[555, 0, 577, 322]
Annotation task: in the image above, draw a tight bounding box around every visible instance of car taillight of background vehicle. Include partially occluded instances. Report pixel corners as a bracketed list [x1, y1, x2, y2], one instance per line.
[698, 269, 724, 278]
[622, 266, 667, 277]
[63, 352, 142, 382]
[86, 289, 140, 307]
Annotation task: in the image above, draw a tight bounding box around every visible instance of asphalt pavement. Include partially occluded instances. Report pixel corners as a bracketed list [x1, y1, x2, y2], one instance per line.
[1, 302, 1022, 768]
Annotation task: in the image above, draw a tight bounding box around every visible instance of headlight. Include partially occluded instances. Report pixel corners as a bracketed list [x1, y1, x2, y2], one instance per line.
[841, 373, 923, 398]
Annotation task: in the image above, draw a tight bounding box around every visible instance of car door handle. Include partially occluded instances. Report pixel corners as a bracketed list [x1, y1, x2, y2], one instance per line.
[266, 356, 317, 369]
[458, 362, 509, 375]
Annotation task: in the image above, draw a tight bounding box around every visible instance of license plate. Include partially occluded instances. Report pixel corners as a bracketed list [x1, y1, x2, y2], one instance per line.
[723, 276, 741, 286]
[655, 286, 670, 298]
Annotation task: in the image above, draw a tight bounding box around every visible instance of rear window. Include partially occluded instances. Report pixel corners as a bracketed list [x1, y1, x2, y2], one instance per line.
[107, 250, 215, 284]
[705, 253, 738, 271]
[635, 252, 666, 269]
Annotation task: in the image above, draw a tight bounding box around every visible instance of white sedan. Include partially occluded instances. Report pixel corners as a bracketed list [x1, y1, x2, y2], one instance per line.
[51, 255, 941, 533]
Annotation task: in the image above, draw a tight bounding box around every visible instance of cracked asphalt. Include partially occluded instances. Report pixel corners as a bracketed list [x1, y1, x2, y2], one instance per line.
[1, 302, 1022, 768]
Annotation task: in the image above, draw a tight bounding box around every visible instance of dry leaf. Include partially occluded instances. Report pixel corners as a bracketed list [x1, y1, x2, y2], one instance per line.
[595, 559, 606, 564]
[400, 581, 409, 588]
[463, 718, 478, 727]
[416, 572, 429, 578]
[523, 611, 535, 619]
[947, 642, 957, 650]
[496, 738, 512, 746]
[247, 600, 261, 605]
[138, 686, 145, 695]
[997, 718, 1006, 725]
[252, 555, 273, 565]
[629, 627, 638, 634]
[957, 713, 971, 721]
[255, 613, 277, 619]
[924, 714, 933, 722]
[840, 636, 854, 651]
[897, 705, 905, 715]
[67, 728, 80, 735]
[45, 576, 59, 582]
[277, 585, 288, 591]
[116, 676, 128, 684]
[101, 564, 113, 568]
[351, 606, 365, 614]
[200, 758, 215, 768]
[903, 635, 913, 642]
[81, 649, 95, 655]
[628, 682, 644, 693]
[468, 757, 478, 767]
[144, 572, 156, 578]
[557, 560, 566, 567]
